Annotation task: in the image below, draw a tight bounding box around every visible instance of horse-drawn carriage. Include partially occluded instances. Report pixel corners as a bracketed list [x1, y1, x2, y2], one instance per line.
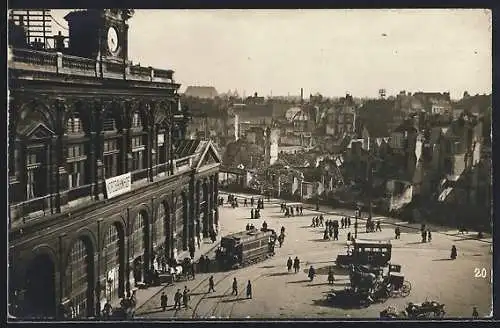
[380, 300, 446, 319]
[173, 258, 195, 281]
[336, 239, 392, 268]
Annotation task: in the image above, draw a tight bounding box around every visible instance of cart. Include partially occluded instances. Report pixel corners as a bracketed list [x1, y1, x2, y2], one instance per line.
[387, 272, 411, 297]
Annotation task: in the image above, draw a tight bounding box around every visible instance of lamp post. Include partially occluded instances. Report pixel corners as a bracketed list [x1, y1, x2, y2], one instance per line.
[354, 207, 360, 239]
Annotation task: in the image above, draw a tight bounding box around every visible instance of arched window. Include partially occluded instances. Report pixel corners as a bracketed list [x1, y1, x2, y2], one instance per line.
[66, 239, 90, 318]
[175, 196, 183, 251]
[131, 212, 146, 258]
[153, 205, 166, 248]
[131, 135, 145, 171]
[104, 224, 121, 301]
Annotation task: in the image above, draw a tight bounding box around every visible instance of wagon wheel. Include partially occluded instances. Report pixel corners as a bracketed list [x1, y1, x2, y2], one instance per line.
[388, 284, 398, 297]
[400, 281, 411, 297]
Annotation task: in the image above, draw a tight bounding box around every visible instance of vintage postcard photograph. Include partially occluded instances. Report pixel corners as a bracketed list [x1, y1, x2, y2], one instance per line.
[7, 8, 492, 321]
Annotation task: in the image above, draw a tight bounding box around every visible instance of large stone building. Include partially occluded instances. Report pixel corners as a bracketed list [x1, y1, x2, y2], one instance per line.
[8, 9, 220, 319]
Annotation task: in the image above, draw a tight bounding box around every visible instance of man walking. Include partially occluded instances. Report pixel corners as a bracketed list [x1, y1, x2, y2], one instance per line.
[246, 280, 253, 299]
[287, 257, 293, 272]
[174, 289, 182, 310]
[183, 286, 190, 309]
[232, 278, 238, 295]
[293, 256, 300, 273]
[208, 275, 216, 293]
[160, 292, 168, 311]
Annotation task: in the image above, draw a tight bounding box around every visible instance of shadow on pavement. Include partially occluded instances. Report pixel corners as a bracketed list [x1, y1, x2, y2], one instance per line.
[309, 238, 331, 242]
[287, 279, 311, 284]
[260, 265, 275, 269]
[307, 282, 330, 287]
[220, 297, 251, 303]
[205, 294, 226, 299]
[406, 241, 424, 245]
[267, 272, 292, 277]
[190, 292, 208, 296]
[311, 298, 365, 310]
[432, 258, 453, 261]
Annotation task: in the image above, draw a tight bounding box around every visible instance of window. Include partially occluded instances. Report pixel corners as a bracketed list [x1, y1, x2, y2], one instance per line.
[103, 116, 117, 131]
[25, 149, 45, 199]
[104, 224, 121, 300]
[66, 114, 82, 134]
[154, 205, 166, 248]
[131, 112, 142, 128]
[67, 239, 89, 318]
[67, 144, 86, 189]
[175, 197, 184, 251]
[131, 213, 146, 259]
[157, 133, 167, 164]
[132, 136, 145, 171]
[103, 139, 119, 179]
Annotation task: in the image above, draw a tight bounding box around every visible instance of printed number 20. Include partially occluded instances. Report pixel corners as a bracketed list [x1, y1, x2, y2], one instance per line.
[474, 268, 488, 278]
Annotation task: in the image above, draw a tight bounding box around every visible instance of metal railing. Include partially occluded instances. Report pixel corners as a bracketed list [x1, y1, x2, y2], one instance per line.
[9, 47, 176, 85]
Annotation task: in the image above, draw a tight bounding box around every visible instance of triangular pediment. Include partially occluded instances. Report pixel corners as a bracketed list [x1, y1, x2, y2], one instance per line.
[196, 141, 221, 170]
[24, 122, 55, 139]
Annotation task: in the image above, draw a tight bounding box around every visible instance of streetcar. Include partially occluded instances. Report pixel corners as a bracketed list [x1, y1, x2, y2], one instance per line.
[336, 239, 392, 267]
[216, 228, 276, 270]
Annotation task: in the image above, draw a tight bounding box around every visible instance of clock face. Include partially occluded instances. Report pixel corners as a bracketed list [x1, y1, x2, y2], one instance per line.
[107, 27, 119, 53]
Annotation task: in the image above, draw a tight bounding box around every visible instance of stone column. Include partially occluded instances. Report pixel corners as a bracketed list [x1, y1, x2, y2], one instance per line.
[214, 174, 219, 227]
[208, 176, 214, 230]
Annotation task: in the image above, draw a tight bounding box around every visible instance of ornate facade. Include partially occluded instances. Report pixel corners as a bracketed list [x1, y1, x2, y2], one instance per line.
[8, 9, 220, 319]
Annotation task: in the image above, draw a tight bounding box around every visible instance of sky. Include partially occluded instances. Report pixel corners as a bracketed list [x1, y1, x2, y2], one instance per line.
[48, 9, 492, 99]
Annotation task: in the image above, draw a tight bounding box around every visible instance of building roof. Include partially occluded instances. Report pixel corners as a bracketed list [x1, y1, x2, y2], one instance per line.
[174, 139, 202, 158]
[184, 86, 218, 99]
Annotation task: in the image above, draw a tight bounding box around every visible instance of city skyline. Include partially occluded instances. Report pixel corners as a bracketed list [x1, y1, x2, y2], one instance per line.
[48, 9, 492, 99]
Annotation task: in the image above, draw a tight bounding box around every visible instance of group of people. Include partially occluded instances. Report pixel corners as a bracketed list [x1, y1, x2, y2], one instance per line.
[323, 221, 340, 241]
[420, 224, 433, 243]
[281, 203, 304, 217]
[250, 207, 261, 219]
[311, 215, 324, 227]
[286, 256, 302, 273]
[160, 286, 191, 311]
[231, 278, 253, 299]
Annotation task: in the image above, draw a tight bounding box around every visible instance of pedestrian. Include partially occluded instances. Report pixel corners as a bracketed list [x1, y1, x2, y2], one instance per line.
[199, 256, 206, 273]
[341, 217, 345, 229]
[244, 198, 248, 207]
[251, 197, 254, 207]
[394, 227, 399, 239]
[174, 289, 182, 310]
[347, 231, 351, 242]
[208, 275, 215, 293]
[450, 245, 457, 260]
[311, 217, 315, 227]
[300, 206, 303, 215]
[333, 228, 339, 241]
[308, 265, 316, 282]
[427, 230, 432, 242]
[323, 228, 329, 240]
[376, 220, 381, 232]
[421, 230, 427, 243]
[287, 257, 293, 272]
[205, 255, 210, 273]
[262, 221, 268, 231]
[183, 286, 190, 309]
[189, 240, 195, 259]
[348, 217, 351, 227]
[160, 292, 168, 311]
[296, 205, 300, 214]
[281, 226, 285, 234]
[293, 256, 300, 273]
[250, 208, 254, 220]
[232, 278, 238, 295]
[103, 299, 112, 317]
[246, 223, 250, 231]
[327, 268, 335, 284]
[290, 207, 294, 216]
[472, 306, 479, 319]
[246, 280, 252, 299]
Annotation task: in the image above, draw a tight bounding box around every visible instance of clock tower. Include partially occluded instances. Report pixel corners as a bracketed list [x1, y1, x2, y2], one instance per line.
[64, 9, 134, 63]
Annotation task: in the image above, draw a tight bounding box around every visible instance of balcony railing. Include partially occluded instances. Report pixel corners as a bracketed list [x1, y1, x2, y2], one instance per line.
[9, 47, 177, 85]
[67, 184, 93, 202]
[10, 194, 53, 227]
